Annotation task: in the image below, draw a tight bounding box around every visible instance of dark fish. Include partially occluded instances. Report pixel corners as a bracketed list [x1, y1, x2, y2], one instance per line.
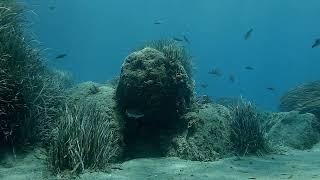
[153, 20, 162, 25]
[49, 6, 56, 11]
[183, 35, 190, 44]
[244, 28, 253, 40]
[200, 83, 208, 88]
[266, 87, 275, 91]
[173, 37, 183, 42]
[229, 75, 235, 83]
[208, 68, 222, 77]
[312, 39, 320, 48]
[55, 54, 67, 59]
[111, 167, 123, 170]
[244, 66, 254, 70]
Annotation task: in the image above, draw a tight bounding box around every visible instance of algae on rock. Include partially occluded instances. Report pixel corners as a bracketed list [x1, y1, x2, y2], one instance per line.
[166, 104, 231, 161]
[280, 81, 320, 119]
[115, 41, 195, 159]
[264, 111, 320, 150]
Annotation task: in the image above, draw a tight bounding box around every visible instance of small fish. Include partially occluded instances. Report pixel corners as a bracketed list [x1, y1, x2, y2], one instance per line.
[173, 37, 183, 42]
[244, 66, 254, 70]
[111, 167, 123, 170]
[200, 83, 208, 88]
[183, 35, 190, 44]
[55, 54, 67, 59]
[125, 109, 144, 119]
[229, 75, 235, 83]
[208, 68, 222, 77]
[153, 20, 163, 25]
[312, 39, 320, 48]
[244, 28, 253, 40]
[48, 5, 56, 11]
[266, 87, 275, 91]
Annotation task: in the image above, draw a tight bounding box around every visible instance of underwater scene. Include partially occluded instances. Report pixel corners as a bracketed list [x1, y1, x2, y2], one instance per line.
[1, 0, 320, 179]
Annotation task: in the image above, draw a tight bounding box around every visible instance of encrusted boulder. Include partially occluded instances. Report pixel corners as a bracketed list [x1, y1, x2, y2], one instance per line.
[116, 47, 193, 122]
[280, 81, 320, 119]
[166, 104, 231, 161]
[115, 41, 194, 158]
[264, 111, 320, 150]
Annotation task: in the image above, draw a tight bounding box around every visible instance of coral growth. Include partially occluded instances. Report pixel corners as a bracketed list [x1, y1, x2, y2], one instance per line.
[280, 81, 320, 119]
[230, 100, 269, 156]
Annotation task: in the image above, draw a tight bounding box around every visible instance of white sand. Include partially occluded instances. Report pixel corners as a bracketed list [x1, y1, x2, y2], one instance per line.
[1, 145, 320, 180]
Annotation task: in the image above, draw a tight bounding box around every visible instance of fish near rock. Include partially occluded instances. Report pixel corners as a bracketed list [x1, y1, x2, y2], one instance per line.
[312, 39, 320, 48]
[244, 28, 253, 40]
[55, 54, 67, 59]
[244, 66, 254, 70]
[229, 75, 235, 83]
[126, 109, 145, 119]
[208, 68, 222, 77]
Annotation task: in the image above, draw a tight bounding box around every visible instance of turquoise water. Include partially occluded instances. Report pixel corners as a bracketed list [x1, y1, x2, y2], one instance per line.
[27, 0, 320, 111]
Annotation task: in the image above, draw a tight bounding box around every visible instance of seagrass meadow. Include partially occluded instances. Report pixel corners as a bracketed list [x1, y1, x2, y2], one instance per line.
[1, 0, 320, 179]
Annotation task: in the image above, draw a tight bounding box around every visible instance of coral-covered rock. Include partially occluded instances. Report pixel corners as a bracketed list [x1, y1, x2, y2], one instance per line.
[265, 111, 320, 150]
[115, 43, 194, 158]
[166, 104, 231, 161]
[116, 47, 193, 121]
[280, 81, 320, 119]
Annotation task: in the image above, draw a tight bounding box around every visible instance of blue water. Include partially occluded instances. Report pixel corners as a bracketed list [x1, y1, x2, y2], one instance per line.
[26, 0, 320, 111]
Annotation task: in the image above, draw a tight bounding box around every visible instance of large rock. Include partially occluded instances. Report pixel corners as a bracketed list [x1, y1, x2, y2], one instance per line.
[280, 81, 320, 119]
[116, 47, 193, 121]
[265, 111, 320, 150]
[166, 104, 231, 161]
[115, 46, 194, 158]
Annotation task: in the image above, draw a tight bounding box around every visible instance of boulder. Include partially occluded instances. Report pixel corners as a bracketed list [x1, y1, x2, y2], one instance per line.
[265, 111, 320, 150]
[116, 47, 193, 122]
[166, 104, 231, 161]
[279, 81, 320, 119]
[115, 46, 194, 158]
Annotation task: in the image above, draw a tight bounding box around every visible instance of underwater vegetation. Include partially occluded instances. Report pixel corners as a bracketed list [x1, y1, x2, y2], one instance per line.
[230, 100, 269, 156]
[280, 81, 320, 119]
[49, 103, 120, 173]
[1, 1, 320, 179]
[0, 1, 65, 148]
[143, 39, 194, 79]
[48, 82, 123, 174]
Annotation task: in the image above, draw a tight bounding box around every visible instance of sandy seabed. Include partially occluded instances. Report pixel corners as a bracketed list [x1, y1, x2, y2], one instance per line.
[1, 143, 320, 180]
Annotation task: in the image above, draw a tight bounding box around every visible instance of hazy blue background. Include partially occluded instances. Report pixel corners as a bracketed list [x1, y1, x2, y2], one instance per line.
[25, 0, 320, 111]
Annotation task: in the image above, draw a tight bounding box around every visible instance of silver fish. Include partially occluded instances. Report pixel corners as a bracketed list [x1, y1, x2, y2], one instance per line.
[125, 109, 144, 119]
